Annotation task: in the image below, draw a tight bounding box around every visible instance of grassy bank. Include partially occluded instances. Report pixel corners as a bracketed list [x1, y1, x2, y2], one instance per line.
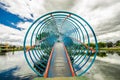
[99, 47, 120, 51]
[34, 76, 88, 80]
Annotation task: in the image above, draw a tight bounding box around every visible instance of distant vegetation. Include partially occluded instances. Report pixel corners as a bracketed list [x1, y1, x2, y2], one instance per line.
[87, 40, 120, 50]
[0, 43, 23, 53]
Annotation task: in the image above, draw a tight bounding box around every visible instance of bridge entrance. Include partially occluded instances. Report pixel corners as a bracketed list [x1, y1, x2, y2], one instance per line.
[24, 11, 98, 78]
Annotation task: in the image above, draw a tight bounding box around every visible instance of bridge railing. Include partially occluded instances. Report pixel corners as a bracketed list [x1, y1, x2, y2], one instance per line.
[24, 11, 98, 77]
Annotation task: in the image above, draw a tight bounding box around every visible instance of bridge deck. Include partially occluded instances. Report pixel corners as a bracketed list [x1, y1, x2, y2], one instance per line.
[48, 42, 72, 77]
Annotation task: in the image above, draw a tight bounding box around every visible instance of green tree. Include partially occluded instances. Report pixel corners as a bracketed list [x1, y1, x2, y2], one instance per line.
[106, 41, 113, 48]
[98, 42, 106, 48]
[115, 40, 120, 46]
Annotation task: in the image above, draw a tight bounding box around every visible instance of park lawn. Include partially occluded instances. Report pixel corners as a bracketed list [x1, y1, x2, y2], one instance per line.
[34, 76, 89, 80]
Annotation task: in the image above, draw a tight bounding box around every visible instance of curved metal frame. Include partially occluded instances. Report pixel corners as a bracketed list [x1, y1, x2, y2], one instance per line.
[23, 11, 98, 77]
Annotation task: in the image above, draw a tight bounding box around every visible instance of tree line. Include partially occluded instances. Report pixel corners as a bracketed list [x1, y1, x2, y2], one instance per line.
[89, 40, 120, 48]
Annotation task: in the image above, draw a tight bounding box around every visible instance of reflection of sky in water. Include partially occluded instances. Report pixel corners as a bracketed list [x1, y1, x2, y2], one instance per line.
[74, 51, 120, 76]
[0, 51, 120, 79]
[96, 53, 120, 65]
[0, 51, 36, 79]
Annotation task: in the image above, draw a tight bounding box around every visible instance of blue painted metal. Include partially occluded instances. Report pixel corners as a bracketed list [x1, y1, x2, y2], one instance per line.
[23, 11, 98, 77]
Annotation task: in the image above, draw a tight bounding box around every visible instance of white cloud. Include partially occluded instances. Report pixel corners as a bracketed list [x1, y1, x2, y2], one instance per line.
[71, 0, 120, 42]
[1, 0, 45, 19]
[0, 24, 25, 45]
[97, 31, 120, 42]
[0, 0, 120, 45]
[17, 22, 31, 29]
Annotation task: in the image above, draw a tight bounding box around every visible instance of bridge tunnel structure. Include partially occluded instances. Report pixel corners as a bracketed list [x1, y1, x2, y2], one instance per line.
[24, 11, 98, 77]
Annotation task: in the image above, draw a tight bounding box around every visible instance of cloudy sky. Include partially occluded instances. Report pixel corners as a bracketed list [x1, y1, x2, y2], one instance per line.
[0, 0, 120, 45]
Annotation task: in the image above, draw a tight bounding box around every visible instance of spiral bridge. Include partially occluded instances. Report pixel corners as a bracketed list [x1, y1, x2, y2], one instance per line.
[24, 11, 98, 78]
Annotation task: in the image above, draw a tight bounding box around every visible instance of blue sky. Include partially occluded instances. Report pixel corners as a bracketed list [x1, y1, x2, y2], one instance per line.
[0, 7, 33, 31]
[0, 0, 120, 45]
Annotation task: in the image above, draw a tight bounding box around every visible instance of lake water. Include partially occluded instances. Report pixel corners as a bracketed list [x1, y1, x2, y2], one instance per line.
[0, 51, 120, 80]
[0, 51, 37, 80]
[85, 51, 120, 80]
